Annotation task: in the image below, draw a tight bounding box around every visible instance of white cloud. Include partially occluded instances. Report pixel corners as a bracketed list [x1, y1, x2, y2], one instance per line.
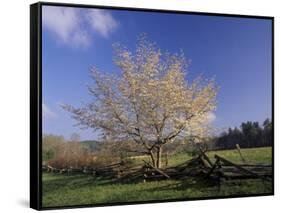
[206, 112, 216, 123]
[71, 30, 91, 48]
[86, 9, 118, 38]
[42, 6, 90, 47]
[42, 6, 118, 48]
[43, 103, 56, 119]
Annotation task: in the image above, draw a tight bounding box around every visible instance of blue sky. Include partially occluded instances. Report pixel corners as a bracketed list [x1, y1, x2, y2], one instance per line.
[42, 5, 272, 141]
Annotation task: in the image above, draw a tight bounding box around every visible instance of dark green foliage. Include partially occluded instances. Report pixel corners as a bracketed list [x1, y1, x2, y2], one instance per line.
[216, 118, 272, 150]
[43, 149, 55, 161]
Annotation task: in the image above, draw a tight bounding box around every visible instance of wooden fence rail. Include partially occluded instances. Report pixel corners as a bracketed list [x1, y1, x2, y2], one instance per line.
[43, 149, 272, 185]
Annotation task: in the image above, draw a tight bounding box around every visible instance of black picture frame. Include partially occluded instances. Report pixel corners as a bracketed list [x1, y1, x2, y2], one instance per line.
[30, 2, 274, 210]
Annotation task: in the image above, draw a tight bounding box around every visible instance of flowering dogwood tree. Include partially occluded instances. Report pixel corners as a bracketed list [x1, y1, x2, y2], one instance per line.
[63, 37, 218, 168]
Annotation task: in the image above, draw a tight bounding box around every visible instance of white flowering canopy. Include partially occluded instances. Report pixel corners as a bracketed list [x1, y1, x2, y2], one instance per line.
[63, 36, 218, 166]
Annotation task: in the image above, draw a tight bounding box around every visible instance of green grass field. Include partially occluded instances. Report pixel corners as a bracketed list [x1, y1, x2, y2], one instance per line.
[42, 147, 273, 207]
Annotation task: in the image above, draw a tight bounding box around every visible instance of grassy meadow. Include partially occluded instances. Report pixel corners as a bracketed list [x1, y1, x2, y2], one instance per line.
[42, 147, 273, 207]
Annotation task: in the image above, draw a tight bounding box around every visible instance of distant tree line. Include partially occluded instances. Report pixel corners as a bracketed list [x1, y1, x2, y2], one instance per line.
[215, 118, 272, 150]
[42, 133, 137, 168]
[42, 119, 272, 168]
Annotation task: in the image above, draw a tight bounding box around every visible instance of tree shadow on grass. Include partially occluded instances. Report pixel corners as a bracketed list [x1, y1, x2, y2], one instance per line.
[139, 177, 272, 198]
[140, 177, 220, 194]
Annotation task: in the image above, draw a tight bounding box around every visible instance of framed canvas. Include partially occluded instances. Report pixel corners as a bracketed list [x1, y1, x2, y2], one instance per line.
[30, 2, 274, 210]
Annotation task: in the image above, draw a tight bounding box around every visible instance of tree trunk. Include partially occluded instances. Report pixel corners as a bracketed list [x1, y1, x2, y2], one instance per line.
[156, 146, 162, 168]
[149, 150, 156, 167]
